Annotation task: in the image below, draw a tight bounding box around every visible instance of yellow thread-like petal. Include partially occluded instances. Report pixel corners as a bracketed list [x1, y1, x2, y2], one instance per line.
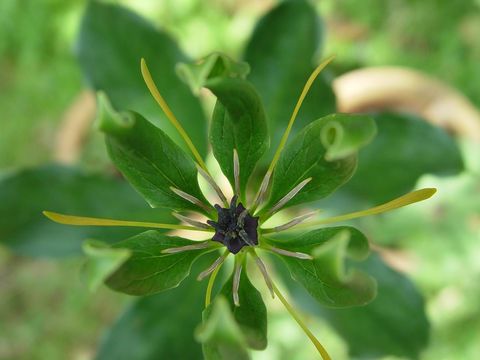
[43, 211, 212, 232]
[140, 58, 208, 172]
[251, 55, 335, 211]
[272, 283, 331, 360]
[268, 55, 335, 174]
[294, 188, 436, 230]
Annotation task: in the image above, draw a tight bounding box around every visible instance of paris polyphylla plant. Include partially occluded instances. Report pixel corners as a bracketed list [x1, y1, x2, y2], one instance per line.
[44, 53, 435, 359]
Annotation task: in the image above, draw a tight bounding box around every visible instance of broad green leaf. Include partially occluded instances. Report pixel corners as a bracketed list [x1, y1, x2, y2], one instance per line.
[244, 0, 336, 160]
[177, 52, 250, 95]
[264, 114, 375, 211]
[0, 164, 172, 257]
[97, 95, 211, 214]
[197, 296, 250, 360]
[265, 226, 376, 307]
[96, 256, 216, 360]
[106, 230, 214, 295]
[82, 239, 131, 291]
[304, 254, 429, 359]
[342, 112, 464, 203]
[77, 1, 207, 155]
[208, 78, 269, 195]
[218, 269, 267, 350]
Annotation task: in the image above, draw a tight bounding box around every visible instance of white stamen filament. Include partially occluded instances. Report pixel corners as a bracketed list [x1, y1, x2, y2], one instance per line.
[233, 149, 240, 196]
[265, 177, 312, 217]
[172, 212, 211, 230]
[196, 164, 228, 207]
[233, 262, 243, 307]
[262, 211, 319, 233]
[264, 245, 313, 260]
[197, 252, 229, 281]
[170, 187, 212, 213]
[251, 251, 275, 299]
[251, 170, 272, 213]
[162, 241, 210, 254]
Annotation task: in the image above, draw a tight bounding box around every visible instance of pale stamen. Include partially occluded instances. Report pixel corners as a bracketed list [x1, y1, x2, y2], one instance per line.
[197, 252, 229, 281]
[170, 187, 212, 213]
[262, 245, 313, 260]
[233, 149, 240, 196]
[162, 241, 211, 254]
[262, 211, 319, 233]
[265, 177, 312, 218]
[232, 262, 243, 307]
[250, 250, 274, 298]
[43, 211, 212, 232]
[196, 164, 228, 207]
[172, 212, 211, 230]
[250, 170, 272, 213]
[141, 58, 209, 172]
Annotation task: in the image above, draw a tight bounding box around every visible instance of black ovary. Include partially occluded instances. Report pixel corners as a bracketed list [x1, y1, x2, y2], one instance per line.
[207, 196, 258, 254]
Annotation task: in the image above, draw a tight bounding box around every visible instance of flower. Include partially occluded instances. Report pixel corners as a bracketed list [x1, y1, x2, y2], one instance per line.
[43, 55, 435, 359]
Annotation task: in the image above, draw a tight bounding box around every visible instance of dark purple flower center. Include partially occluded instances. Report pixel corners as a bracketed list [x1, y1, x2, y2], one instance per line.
[207, 196, 259, 254]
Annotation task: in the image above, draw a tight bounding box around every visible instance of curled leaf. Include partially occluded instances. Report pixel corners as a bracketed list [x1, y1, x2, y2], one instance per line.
[264, 226, 376, 307]
[177, 52, 250, 95]
[82, 239, 131, 292]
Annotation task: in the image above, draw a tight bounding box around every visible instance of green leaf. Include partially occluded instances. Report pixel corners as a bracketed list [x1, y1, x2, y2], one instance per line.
[0, 164, 172, 257]
[265, 226, 376, 307]
[208, 78, 269, 195]
[244, 0, 336, 160]
[106, 230, 213, 296]
[197, 296, 250, 360]
[177, 52, 250, 95]
[82, 239, 131, 292]
[342, 112, 464, 203]
[264, 114, 375, 211]
[96, 256, 216, 360]
[218, 269, 267, 350]
[97, 96, 210, 214]
[77, 1, 208, 155]
[306, 254, 429, 359]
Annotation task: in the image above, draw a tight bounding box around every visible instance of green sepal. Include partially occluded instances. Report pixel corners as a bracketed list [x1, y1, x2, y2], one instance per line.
[81, 239, 131, 292]
[177, 52, 250, 95]
[197, 296, 251, 360]
[106, 231, 213, 296]
[208, 78, 269, 196]
[264, 114, 375, 211]
[95, 255, 216, 359]
[77, 0, 208, 155]
[264, 226, 376, 307]
[218, 267, 268, 350]
[97, 96, 211, 214]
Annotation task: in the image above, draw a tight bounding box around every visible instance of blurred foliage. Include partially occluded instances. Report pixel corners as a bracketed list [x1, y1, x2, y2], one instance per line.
[0, 0, 479, 359]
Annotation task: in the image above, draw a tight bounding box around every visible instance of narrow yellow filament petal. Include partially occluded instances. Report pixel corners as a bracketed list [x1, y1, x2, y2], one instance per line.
[205, 250, 229, 307]
[43, 211, 213, 232]
[293, 188, 437, 230]
[252, 55, 335, 211]
[268, 55, 335, 175]
[140, 58, 208, 172]
[272, 282, 331, 360]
